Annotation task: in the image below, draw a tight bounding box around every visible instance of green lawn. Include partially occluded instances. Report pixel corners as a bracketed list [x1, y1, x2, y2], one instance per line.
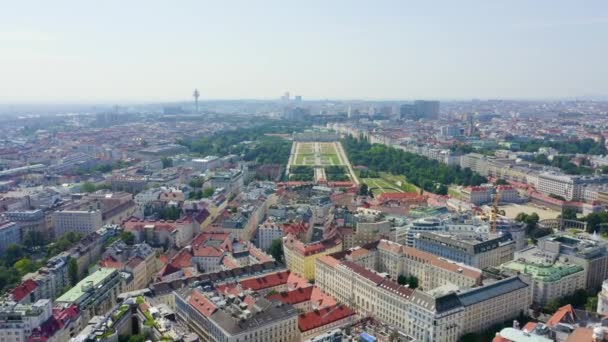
[361, 177, 403, 195]
[448, 187, 463, 199]
[295, 153, 314, 165]
[292, 142, 343, 167]
[380, 173, 419, 193]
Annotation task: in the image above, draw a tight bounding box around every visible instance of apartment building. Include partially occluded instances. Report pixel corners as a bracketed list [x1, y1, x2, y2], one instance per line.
[500, 251, 585, 305]
[0, 221, 21, 255]
[283, 234, 343, 280]
[175, 288, 300, 342]
[257, 221, 283, 251]
[0, 299, 53, 342]
[460, 153, 490, 175]
[53, 209, 103, 237]
[414, 231, 515, 269]
[462, 186, 493, 205]
[122, 216, 197, 248]
[537, 234, 608, 290]
[376, 240, 483, 290]
[209, 169, 244, 196]
[316, 245, 530, 342]
[344, 208, 393, 249]
[55, 268, 123, 322]
[316, 256, 412, 332]
[4, 209, 49, 238]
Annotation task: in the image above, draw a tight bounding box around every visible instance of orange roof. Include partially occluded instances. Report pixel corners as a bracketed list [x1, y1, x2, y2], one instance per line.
[11, 279, 38, 302]
[269, 286, 337, 309]
[193, 246, 223, 257]
[522, 322, 537, 333]
[547, 304, 575, 327]
[377, 192, 421, 201]
[189, 290, 217, 318]
[298, 305, 355, 332]
[565, 327, 594, 342]
[99, 256, 125, 269]
[317, 255, 340, 268]
[171, 249, 193, 269]
[239, 271, 309, 291]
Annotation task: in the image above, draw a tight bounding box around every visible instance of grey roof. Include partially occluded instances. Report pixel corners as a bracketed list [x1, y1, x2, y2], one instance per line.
[409, 291, 463, 314]
[457, 276, 528, 307]
[211, 301, 297, 335]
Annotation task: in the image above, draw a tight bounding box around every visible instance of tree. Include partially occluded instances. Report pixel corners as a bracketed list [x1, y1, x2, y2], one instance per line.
[268, 239, 284, 261]
[397, 275, 407, 285]
[561, 208, 578, 220]
[202, 187, 215, 198]
[5, 244, 24, 265]
[159, 206, 181, 220]
[544, 298, 560, 313]
[81, 181, 96, 193]
[22, 231, 46, 248]
[14, 258, 35, 276]
[120, 231, 136, 245]
[68, 257, 79, 286]
[407, 275, 419, 289]
[494, 178, 509, 185]
[160, 156, 173, 168]
[586, 296, 598, 312]
[358, 184, 369, 196]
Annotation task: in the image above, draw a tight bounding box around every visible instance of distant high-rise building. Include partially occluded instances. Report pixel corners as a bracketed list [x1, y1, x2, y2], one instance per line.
[294, 95, 302, 104]
[414, 100, 440, 119]
[399, 104, 415, 119]
[399, 100, 440, 120]
[193, 89, 200, 113]
[281, 91, 290, 102]
[347, 105, 352, 118]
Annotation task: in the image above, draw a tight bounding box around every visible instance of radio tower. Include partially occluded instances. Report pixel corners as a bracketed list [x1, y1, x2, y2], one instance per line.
[193, 89, 200, 113]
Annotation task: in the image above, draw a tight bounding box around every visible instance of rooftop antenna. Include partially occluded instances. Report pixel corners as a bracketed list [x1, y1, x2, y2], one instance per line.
[193, 89, 200, 114]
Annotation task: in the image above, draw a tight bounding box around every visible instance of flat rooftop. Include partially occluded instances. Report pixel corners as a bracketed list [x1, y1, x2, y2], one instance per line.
[501, 260, 583, 282]
[56, 268, 117, 303]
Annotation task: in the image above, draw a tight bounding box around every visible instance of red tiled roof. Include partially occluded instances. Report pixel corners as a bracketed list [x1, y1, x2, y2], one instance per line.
[11, 279, 38, 302]
[189, 290, 217, 318]
[27, 305, 79, 342]
[170, 249, 193, 269]
[99, 256, 125, 269]
[193, 246, 224, 257]
[240, 271, 292, 291]
[158, 263, 182, 277]
[298, 305, 355, 332]
[377, 192, 421, 201]
[547, 304, 575, 327]
[522, 322, 537, 333]
[126, 256, 145, 269]
[268, 286, 336, 309]
[268, 287, 313, 305]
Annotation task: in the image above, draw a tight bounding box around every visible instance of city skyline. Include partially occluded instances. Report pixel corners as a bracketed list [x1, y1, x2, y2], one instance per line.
[1, 0, 607, 103]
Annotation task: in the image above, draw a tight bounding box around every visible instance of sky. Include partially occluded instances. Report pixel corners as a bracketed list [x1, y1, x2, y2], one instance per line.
[0, 0, 607, 103]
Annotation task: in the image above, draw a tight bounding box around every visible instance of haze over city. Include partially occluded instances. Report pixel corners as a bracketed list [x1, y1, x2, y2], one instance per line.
[1, 0, 607, 103]
[3, 2, 608, 342]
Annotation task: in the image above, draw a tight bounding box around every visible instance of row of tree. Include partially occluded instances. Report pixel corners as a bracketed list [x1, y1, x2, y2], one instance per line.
[0, 231, 83, 295]
[532, 154, 593, 175]
[325, 166, 348, 181]
[513, 138, 607, 155]
[177, 121, 308, 158]
[342, 136, 487, 195]
[514, 212, 553, 240]
[290, 165, 314, 181]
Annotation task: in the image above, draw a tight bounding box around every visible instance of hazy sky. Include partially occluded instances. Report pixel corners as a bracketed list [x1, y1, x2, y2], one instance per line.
[1, 0, 607, 103]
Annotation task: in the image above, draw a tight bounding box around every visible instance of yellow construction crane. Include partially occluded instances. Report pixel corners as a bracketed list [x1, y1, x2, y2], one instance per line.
[491, 190, 503, 234]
